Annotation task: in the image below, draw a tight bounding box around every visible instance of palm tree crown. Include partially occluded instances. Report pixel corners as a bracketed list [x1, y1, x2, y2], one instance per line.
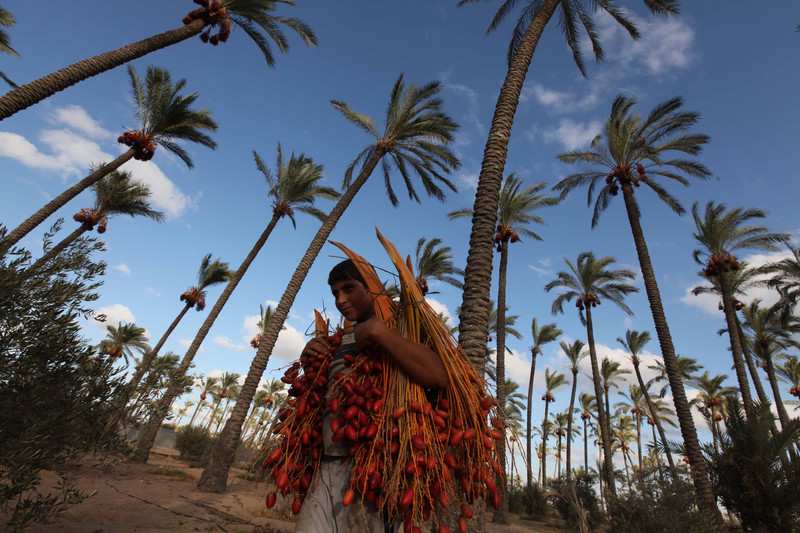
[96, 322, 151, 366]
[413, 237, 464, 292]
[0, 6, 19, 88]
[181, 253, 235, 311]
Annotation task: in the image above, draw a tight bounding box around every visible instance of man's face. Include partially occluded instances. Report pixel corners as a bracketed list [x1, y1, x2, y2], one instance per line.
[331, 278, 375, 323]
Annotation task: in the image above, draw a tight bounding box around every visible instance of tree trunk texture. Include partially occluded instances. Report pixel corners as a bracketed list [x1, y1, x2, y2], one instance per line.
[493, 240, 509, 523]
[633, 362, 675, 470]
[0, 19, 206, 121]
[541, 399, 550, 489]
[457, 0, 561, 373]
[3, 150, 136, 250]
[26, 224, 89, 273]
[760, 341, 790, 429]
[526, 349, 538, 487]
[738, 319, 769, 404]
[566, 370, 577, 479]
[583, 418, 588, 473]
[195, 148, 387, 492]
[619, 183, 722, 524]
[133, 213, 282, 463]
[718, 272, 754, 409]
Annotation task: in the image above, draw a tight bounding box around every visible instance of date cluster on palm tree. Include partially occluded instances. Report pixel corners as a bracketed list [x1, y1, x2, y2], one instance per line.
[704, 254, 740, 277]
[581, 412, 591, 421]
[73, 208, 108, 233]
[605, 163, 648, 196]
[250, 333, 263, 349]
[630, 406, 645, 417]
[541, 392, 555, 403]
[575, 293, 601, 310]
[717, 298, 745, 311]
[183, 0, 231, 46]
[179, 288, 206, 310]
[104, 347, 124, 358]
[117, 130, 156, 161]
[788, 386, 799, 398]
[493, 223, 519, 252]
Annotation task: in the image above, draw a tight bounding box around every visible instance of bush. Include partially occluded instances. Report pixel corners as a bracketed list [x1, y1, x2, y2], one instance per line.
[549, 473, 603, 532]
[507, 483, 550, 519]
[175, 425, 216, 466]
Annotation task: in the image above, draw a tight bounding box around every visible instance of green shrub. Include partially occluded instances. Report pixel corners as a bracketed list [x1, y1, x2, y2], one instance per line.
[175, 425, 216, 466]
[507, 483, 550, 519]
[549, 473, 603, 532]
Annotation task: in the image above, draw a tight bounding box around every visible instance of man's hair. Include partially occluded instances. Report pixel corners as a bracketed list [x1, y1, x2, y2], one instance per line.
[328, 259, 367, 287]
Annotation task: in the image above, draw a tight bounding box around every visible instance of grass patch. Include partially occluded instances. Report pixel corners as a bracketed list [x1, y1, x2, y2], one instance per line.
[146, 466, 190, 479]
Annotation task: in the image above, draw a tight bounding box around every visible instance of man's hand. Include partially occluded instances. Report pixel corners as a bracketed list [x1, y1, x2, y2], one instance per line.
[353, 320, 388, 353]
[302, 337, 330, 359]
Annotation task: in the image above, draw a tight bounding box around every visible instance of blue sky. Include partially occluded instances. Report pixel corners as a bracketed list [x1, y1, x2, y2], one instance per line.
[2, 1, 799, 474]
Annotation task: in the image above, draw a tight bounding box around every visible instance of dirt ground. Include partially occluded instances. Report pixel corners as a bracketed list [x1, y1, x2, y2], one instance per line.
[20, 448, 567, 533]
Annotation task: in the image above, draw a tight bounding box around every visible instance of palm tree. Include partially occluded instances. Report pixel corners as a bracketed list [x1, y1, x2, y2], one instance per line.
[96, 322, 151, 367]
[0, 0, 317, 120]
[0, 6, 19, 88]
[204, 373, 240, 432]
[525, 318, 561, 487]
[189, 376, 221, 427]
[213, 374, 241, 434]
[545, 251, 637, 496]
[453, 0, 676, 397]
[601, 357, 630, 437]
[648, 354, 702, 397]
[27, 170, 164, 274]
[617, 329, 676, 470]
[613, 413, 637, 487]
[691, 201, 790, 410]
[540, 368, 567, 488]
[691, 371, 737, 455]
[250, 304, 285, 348]
[245, 379, 286, 448]
[615, 384, 650, 469]
[552, 411, 573, 478]
[413, 237, 465, 293]
[763, 245, 800, 316]
[560, 339, 586, 479]
[135, 145, 337, 462]
[196, 74, 460, 491]
[578, 392, 597, 472]
[553, 93, 722, 520]
[2, 64, 217, 251]
[776, 355, 800, 403]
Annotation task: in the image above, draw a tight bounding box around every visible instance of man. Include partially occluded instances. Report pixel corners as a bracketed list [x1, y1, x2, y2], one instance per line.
[294, 259, 447, 532]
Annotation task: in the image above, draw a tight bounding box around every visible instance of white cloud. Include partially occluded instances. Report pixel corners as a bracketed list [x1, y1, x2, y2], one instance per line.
[50, 105, 113, 139]
[241, 313, 307, 365]
[94, 303, 136, 329]
[39, 129, 114, 177]
[528, 257, 554, 278]
[121, 159, 198, 219]
[145, 287, 161, 298]
[534, 119, 602, 151]
[425, 297, 453, 326]
[455, 171, 478, 191]
[520, 83, 574, 111]
[115, 263, 131, 275]
[214, 335, 250, 352]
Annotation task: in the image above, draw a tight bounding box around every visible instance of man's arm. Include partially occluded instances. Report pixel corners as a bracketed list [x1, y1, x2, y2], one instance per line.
[354, 321, 447, 389]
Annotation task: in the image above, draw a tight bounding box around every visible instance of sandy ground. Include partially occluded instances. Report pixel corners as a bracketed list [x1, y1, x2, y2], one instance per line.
[18, 448, 567, 533]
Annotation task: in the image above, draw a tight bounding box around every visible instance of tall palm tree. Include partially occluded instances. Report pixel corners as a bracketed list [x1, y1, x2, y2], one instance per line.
[578, 392, 596, 472]
[189, 375, 221, 427]
[648, 354, 702, 397]
[560, 339, 586, 479]
[776, 355, 800, 410]
[552, 411, 574, 478]
[2, 64, 217, 251]
[213, 374, 241, 434]
[0, 1, 317, 120]
[413, 237, 465, 294]
[741, 300, 798, 430]
[540, 368, 567, 488]
[613, 413, 637, 487]
[691, 201, 790, 410]
[450, 175, 558, 505]
[96, 322, 151, 367]
[134, 145, 337, 462]
[601, 357, 630, 438]
[525, 318, 561, 487]
[250, 304, 285, 348]
[763, 245, 800, 316]
[453, 0, 676, 397]
[196, 74, 460, 491]
[691, 371, 737, 455]
[617, 329, 675, 469]
[615, 384, 650, 469]
[553, 93, 721, 520]
[27, 170, 164, 274]
[545, 251, 637, 496]
[0, 6, 19, 88]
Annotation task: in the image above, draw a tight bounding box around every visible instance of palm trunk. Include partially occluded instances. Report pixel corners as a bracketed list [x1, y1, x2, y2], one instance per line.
[132, 212, 284, 462]
[0, 19, 207, 121]
[632, 361, 675, 470]
[526, 349, 539, 487]
[206, 400, 221, 431]
[759, 342, 790, 429]
[584, 306, 616, 498]
[635, 413, 642, 470]
[188, 400, 204, 427]
[622, 447, 631, 487]
[738, 319, 769, 404]
[27, 224, 90, 273]
[555, 433, 561, 478]
[583, 418, 588, 472]
[711, 406, 719, 456]
[457, 0, 561, 373]
[542, 400, 550, 489]
[566, 371, 577, 479]
[619, 182, 721, 524]
[3, 150, 136, 250]
[651, 423, 664, 480]
[196, 147, 388, 492]
[493, 240, 509, 523]
[130, 304, 192, 393]
[718, 271, 753, 409]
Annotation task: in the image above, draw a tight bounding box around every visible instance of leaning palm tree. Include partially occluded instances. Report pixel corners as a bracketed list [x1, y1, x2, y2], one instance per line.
[525, 318, 561, 487]
[413, 237, 465, 293]
[195, 74, 460, 491]
[691, 201, 790, 410]
[96, 322, 151, 367]
[540, 368, 567, 488]
[578, 392, 597, 472]
[553, 93, 721, 519]
[134, 145, 337, 462]
[618, 329, 675, 469]
[27, 170, 164, 274]
[189, 375, 221, 427]
[560, 339, 586, 479]
[250, 304, 285, 349]
[2, 64, 217, 251]
[545, 251, 637, 496]
[0, 6, 19, 88]
[0, 0, 317, 120]
[691, 371, 737, 455]
[453, 0, 676, 399]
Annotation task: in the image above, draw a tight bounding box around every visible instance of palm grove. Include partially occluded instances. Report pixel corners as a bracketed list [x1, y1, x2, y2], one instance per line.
[1, 1, 799, 532]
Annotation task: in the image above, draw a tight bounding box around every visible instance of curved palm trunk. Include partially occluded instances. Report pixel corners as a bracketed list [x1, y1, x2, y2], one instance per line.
[566, 370, 577, 479]
[0, 19, 207, 121]
[188, 401, 204, 427]
[584, 306, 616, 497]
[738, 319, 769, 404]
[632, 362, 675, 470]
[717, 272, 753, 409]
[458, 0, 561, 372]
[196, 148, 388, 492]
[2, 150, 136, 250]
[130, 304, 192, 393]
[619, 183, 721, 524]
[541, 400, 551, 489]
[493, 240, 509, 523]
[526, 349, 538, 487]
[27, 224, 90, 273]
[133, 212, 283, 462]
